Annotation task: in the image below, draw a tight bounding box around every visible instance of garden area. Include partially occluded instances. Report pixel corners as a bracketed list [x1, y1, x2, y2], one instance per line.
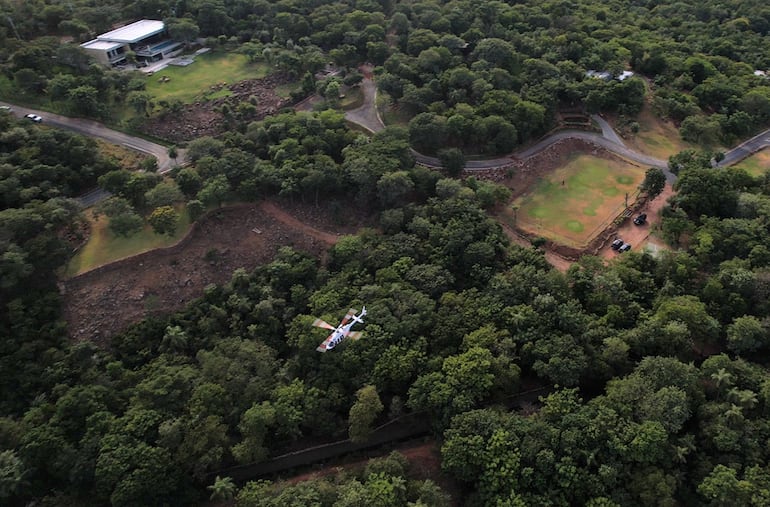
[138, 51, 298, 142]
[143, 52, 269, 104]
[512, 153, 645, 248]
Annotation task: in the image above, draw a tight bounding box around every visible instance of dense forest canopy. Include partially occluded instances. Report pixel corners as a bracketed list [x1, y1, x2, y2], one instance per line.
[2, 0, 770, 506]
[2, 0, 770, 147]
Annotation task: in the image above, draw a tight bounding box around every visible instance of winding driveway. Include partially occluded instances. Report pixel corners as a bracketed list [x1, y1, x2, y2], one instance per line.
[717, 128, 770, 167]
[342, 77, 770, 182]
[3, 77, 769, 204]
[0, 101, 186, 173]
[344, 76, 384, 134]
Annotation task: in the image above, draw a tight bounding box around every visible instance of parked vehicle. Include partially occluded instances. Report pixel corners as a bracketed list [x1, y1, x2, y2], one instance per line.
[0, 105, 11, 112]
[618, 243, 631, 253]
[633, 213, 647, 225]
[611, 238, 624, 250]
[24, 113, 42, 123]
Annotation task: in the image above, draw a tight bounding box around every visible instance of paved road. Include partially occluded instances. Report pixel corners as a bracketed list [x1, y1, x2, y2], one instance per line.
[343, 80, 770, 183]
[717, 129, 770, 167]
[6, 80, 770, 207]
[592, 114, 625, 146]
[516, 129, 677, 183]
[344, 77, 385, 133]
[0, 101, 186, 173]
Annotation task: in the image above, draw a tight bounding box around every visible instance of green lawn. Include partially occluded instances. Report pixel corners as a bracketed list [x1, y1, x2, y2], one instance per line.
[378, 92, 411, 127]
[513, 154, 644, 248]
[144, 52, 269, 104]
[734, 148, 770, 177]
[65, 206, 192, 277]
[625, 106, 696, 160]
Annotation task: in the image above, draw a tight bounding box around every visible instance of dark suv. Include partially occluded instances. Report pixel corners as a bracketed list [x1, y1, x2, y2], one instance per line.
[611, 238, 624, 250]
[633, 213, 647, 225]
[618, 243, 631, 253]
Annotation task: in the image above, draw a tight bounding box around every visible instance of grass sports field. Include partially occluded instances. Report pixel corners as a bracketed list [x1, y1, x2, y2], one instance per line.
[144, 52, 268, 104]
[734, 148, 770, 177]
[512, 154, 645, 248]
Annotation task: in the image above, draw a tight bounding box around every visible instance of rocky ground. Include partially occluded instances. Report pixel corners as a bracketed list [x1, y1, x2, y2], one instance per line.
[62, 201, 363, 345]
[141, 73, 294, 142]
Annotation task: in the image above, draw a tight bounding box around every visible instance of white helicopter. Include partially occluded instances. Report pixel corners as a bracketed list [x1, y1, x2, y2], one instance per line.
[312, 306, 367, 352]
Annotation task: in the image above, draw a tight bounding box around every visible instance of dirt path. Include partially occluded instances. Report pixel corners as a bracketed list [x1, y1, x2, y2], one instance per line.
[62, 201, 347, 343]
[282, 441, 440, 485]
[259, 201, 340, 245]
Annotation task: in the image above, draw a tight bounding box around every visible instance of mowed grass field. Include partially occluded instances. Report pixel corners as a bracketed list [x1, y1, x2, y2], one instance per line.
[512, 154, 645, 248]
[734, 148, 770, 177]
[144, 52, 268, 104]
[65, 206, 191, 277]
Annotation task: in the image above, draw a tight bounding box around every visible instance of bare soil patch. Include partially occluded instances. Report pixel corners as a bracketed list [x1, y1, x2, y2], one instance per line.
[141, 73, 294, 143]
[600, 183, 674, 260]
[61, 200, 361, 345]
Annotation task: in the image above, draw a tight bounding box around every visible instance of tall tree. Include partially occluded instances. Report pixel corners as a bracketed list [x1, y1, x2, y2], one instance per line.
[641, 167, 667, 200]
[349, 385, 384, 443]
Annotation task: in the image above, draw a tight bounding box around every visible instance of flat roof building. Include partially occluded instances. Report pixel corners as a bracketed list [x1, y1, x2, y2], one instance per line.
[97, 20, 165, 44]
[80, 19, 182, 67]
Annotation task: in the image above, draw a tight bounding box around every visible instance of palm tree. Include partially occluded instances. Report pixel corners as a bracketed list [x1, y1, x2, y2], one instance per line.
[737, 390, 758, 410]
[724, 403, 744, 425]
[168, 146, 178, 166]
[511, 204, 520, 225]
[160, 325, 188, 354]
[710, 368, 733, 398]
[673, 436, 696, 464]
[207, 475, 236, 502]
[674, 445, 689, 464]
[726, 387, 757, 410]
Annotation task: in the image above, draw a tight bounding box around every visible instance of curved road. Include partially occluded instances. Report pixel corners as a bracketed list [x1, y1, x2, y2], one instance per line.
[0, 101, 186, 174]
[3, 78, 769, 203]
[342, 77, 770, 182]
[717, 128, 770, 167]
[344, 76, 384, 134]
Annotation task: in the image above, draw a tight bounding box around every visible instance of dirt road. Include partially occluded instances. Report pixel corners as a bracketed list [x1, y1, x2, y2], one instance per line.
[259, 201, 341, 245]
[600, 184, 675, 260]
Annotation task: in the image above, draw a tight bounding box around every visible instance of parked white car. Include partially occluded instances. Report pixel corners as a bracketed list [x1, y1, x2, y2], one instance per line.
[25, 113, 42, 123]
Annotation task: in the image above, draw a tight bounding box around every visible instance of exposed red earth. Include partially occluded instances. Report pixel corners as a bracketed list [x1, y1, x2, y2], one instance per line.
[62, 200, 362, 344]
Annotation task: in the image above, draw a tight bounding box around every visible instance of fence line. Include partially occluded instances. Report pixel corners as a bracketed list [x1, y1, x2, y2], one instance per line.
[208, 386, 551, 485]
